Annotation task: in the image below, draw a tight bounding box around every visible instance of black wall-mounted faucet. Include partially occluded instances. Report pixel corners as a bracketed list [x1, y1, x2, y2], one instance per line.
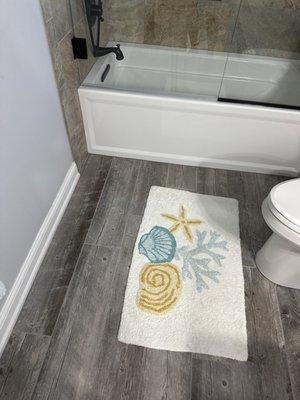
[93, 44, 124, 60]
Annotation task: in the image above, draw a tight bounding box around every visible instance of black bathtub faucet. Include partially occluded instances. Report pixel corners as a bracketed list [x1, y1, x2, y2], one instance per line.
[93, 44, 124, 60]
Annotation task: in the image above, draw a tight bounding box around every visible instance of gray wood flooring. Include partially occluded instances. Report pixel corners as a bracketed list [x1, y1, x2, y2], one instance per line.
[1, 155, 299, 400]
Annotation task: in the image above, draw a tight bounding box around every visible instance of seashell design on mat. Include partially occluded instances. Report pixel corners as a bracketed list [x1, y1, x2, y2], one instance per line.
[137, 263, 182, 315]
[138, 226, 177, 263]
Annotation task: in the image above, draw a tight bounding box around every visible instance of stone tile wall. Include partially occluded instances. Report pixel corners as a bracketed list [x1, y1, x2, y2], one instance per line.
[104, 0, 300, 57]
[40, 0, 97, 172]
[231, 0, 300, 59]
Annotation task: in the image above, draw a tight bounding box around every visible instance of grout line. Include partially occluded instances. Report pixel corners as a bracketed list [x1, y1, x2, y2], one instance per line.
[56, 27, 73, 47]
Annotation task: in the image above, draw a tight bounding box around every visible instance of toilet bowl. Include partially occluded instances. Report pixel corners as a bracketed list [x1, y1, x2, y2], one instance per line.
[256, 178, 300, 289]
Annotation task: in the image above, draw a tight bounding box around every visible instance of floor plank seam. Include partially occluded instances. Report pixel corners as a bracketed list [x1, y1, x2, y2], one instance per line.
[41, 331, 74, 400]
[92, 157, 123, 245]
[49, 243, 93, 324]
[92, 158, 140, 245]
[0, 333, 26, 398]
[272, 287, 295, 399]
[84, 157, 114, 246]
[243, 265, 257, 269]
[29, 242, 95, 397]
[12, 330, 52, 339]
[80, 154, 90, 175]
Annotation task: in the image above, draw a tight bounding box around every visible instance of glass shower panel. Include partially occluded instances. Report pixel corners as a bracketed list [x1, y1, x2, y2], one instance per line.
[75, 0, 243, 101]
[219, 0, 300, 108]
[104, 0, 237, 52]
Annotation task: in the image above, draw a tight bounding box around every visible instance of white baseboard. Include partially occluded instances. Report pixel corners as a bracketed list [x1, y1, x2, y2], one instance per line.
[0, 162, 80, 356]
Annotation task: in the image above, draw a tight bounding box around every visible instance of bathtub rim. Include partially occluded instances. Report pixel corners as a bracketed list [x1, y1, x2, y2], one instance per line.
[79, 85, 300, 123]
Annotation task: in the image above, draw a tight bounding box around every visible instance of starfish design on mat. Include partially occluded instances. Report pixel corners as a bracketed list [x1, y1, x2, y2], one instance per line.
[161, 204, 202, 242]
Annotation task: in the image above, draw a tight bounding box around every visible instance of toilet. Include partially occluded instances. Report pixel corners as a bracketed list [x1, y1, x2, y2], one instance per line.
[256, 178, 300, 289]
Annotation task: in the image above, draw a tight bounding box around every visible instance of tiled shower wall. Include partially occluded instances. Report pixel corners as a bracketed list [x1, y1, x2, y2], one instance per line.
[105, 0, 300, 58]
[40, 0, 97, 172]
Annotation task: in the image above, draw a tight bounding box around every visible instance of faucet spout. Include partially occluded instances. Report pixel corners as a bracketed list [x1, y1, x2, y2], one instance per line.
[93, 44, 124, 60]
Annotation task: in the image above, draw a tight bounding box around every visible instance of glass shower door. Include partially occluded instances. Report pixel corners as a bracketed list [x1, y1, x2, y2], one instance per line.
[71, 0, 243, 101]
[218, 0, 300, 109]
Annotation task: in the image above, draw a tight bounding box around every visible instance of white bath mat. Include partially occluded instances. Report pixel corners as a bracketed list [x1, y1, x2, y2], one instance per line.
[118, 186, 248, 361]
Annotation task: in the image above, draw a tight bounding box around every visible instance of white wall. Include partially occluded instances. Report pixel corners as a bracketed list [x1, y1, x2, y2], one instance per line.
[0, 0, 74, 309]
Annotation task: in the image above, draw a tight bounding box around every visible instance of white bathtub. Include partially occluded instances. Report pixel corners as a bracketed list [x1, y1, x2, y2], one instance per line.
[79, 43, 300, 176]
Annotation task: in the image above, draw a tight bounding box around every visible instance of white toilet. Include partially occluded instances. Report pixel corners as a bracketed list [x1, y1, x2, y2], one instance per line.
[256, 178, 300, 289]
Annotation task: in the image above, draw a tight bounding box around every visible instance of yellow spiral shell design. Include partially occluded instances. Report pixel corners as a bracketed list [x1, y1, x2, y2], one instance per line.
[137, 263, 182, 315]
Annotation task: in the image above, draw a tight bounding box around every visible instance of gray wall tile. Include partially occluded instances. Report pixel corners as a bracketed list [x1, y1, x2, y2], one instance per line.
[39, 0, 93, 172]
[73, 17, 97, 82]
[51, 0, 72, 42]
[44, 18, 56, 49]
[231, 2, 300, 59]
[70, 0, 86, 25]
[40, 0, 52, 22]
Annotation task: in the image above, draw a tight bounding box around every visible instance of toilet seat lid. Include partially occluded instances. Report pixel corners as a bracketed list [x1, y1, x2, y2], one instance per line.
[270, 178, 300, 229]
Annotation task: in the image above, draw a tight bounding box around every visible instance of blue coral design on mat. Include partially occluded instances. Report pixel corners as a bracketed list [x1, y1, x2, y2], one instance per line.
[138, 226, 177, 263]
[175, 230, 228, 293]
[137, 204, 229, 304]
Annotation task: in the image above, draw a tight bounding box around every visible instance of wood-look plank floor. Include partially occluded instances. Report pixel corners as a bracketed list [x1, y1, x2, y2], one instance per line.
[0, 155, 299, 400]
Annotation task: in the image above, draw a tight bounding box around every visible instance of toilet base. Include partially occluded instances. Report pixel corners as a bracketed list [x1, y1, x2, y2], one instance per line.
[256, 233, 300, 289]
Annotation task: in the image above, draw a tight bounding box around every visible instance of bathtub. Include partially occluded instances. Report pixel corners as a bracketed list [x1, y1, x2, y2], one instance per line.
[79, 43, 300, 176]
